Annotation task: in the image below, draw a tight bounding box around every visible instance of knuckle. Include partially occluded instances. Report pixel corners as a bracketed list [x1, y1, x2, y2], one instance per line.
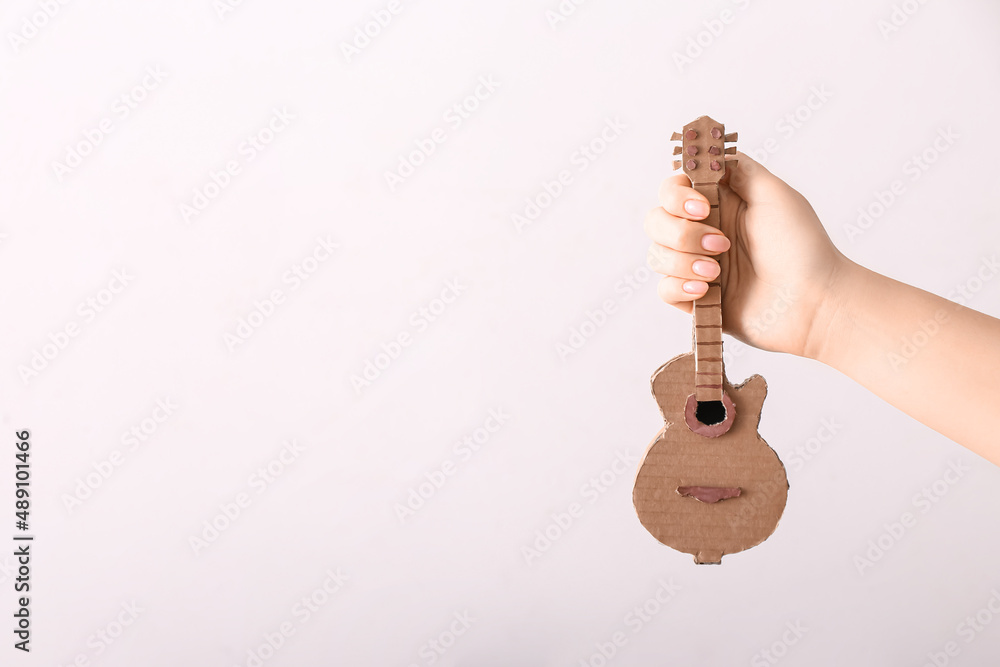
[646, 244, 674, 273]
[657, 276, 689, 303]
[678, 220, 703, 250]
[658, 181, 681, 208]
[656, 277, 675, 301]
[642, 207, 663, 236]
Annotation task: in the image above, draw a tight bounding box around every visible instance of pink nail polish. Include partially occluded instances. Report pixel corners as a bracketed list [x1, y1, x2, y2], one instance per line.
[692, 260, 717, 278]
[682, 280, 707, 294]
[684, 200, 709, 218]
[701, 234, 730, 252]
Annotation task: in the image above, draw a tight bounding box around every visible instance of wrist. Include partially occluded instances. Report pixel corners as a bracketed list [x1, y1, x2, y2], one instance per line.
[801, 255, 869, 366]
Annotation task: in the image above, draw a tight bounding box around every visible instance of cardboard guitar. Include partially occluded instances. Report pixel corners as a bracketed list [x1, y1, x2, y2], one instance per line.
[632, 116, 788, 564]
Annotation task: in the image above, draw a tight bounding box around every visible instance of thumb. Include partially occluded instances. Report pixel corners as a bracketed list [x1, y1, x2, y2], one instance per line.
[724, 151, 788, 204]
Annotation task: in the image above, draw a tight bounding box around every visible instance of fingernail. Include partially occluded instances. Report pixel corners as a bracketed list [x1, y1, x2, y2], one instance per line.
[684, 200, 709, 218]
[682, 280, 708, 294]
[701, 234, 730, 252]
[692, 260, 718, 278]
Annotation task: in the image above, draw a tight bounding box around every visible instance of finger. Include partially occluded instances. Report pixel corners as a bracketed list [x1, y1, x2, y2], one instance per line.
[656, 275, 709, 312]
[657, 173, 712, 220]
[644, 207, 731, 256]
[724, 151, 786, 204]
[647, 244, 720, 281]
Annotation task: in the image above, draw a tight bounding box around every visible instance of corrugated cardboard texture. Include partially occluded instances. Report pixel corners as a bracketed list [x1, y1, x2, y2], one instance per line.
[633, 116, 788, 564]
[633, 352, 788, 564]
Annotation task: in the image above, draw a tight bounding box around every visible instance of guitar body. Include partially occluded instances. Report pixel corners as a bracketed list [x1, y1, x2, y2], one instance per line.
[633, 352, 787, 564]
[633, 116, 788, 563]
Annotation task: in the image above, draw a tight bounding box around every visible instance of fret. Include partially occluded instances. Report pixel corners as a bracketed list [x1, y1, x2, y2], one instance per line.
[692, 185, 719, 205]
[694, 326, 722, 343]
[696, 386, 721, 402]
[701, 283, 722, 300]
[692, 182, 724, 402]
[673, 120, 735, 409]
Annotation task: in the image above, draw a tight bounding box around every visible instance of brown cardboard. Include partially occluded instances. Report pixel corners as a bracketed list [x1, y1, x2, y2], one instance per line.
[633, 117, 788, 564]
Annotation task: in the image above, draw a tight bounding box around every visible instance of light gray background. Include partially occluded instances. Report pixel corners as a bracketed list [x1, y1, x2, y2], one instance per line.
[2, 0, 1000, 665]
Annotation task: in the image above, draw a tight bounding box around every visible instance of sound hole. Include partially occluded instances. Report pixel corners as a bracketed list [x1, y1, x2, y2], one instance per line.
[683, 393, 735, 437]
[696, 400, 726, 426]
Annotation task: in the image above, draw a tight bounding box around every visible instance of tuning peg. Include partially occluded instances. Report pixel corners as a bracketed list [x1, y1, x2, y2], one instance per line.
[724, 154, 738, 160]
[724, 146, 736, 154]
[673, 146, 682, 155]
[671, 131, 682, 141]
[672, 160, 682, 170]
[724, 132, 738, 142]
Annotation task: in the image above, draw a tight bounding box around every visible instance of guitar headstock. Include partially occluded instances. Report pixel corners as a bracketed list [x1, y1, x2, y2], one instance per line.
[671, 116, 738, 184]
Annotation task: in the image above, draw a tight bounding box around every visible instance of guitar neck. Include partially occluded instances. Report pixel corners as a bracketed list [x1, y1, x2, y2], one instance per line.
[692, 182, 724, 402]
[671, 115, 737, 402]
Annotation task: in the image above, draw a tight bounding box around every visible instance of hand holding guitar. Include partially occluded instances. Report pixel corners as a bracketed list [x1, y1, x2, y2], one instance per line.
[646, 141, 1000, 467]
[645, 148, 844, 360]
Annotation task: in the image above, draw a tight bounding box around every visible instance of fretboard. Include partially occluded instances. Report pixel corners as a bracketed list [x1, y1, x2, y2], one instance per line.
[692, 182, 724, 402]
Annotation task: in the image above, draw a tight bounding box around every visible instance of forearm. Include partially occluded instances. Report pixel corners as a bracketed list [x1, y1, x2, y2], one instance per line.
[808, 259, 1000, 465]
